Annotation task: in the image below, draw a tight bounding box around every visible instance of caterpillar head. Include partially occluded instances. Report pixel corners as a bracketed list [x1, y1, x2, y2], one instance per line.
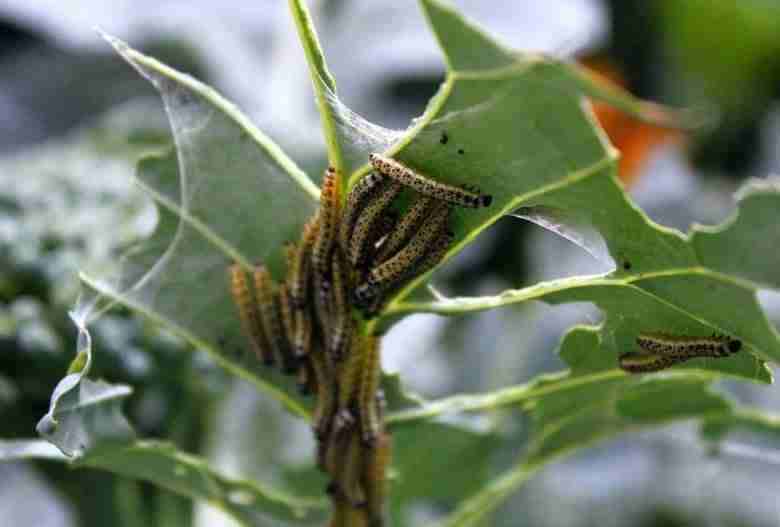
[727, 339, 742, 354]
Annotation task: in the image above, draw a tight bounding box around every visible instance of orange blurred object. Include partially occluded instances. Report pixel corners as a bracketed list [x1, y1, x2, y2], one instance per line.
[581, 57, 682, 186]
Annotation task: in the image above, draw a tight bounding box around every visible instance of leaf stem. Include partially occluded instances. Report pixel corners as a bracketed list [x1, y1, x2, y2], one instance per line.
[288, 0, 346, 177]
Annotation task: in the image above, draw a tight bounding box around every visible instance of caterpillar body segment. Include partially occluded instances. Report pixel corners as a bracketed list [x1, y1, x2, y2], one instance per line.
[251, 266, 284, 367]
[375, 196, 436, 263]
[329, 500, 349, 527]
[340, 172, 387, 253]
[296, 357, 314, 395]
[278, 283, 296, 352]
[354, 202, 451, 308]
[332, 335, 362, 436]
[337, 335, 364, 416]
[289, 216, 319, 308]
[364, 432, 392, 527]
[338, 431, 368, 507]
[322, 416, 352, 476]
[411, 228, 455, 279]
[313, 271, 332, 335]
[636, 332, 742, 358]
[228, 264, 272, 364]
[293, 307, 313, 360]
[359, 337, 382, 445]
[346, 507, 370, 527]
[310, 347, 336, 440]
[370, 211, 399, 258]
[272, 300, 299, 373]
[359, 228, 454, 317]
[312, 167, 340, 277]
[348, 180, 403, 269]
[329, 499, 368, 527]
[618, 352, 678, 374]
[329, 250, 353, 361]
[369, 153, 492, 208]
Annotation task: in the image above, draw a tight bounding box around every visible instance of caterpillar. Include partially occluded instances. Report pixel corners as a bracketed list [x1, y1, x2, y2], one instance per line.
[348, 179, 402, 269]
[296, 357, 314, 395]
[354, 202, 451, 308]
[337, 431, 368, 507]
[289, 216, 319, 308]
[372, 211, 399, 253]
[359, 336, 382, 445]
[363, 432, 392, 527]
[369, 153, 492, 208]
[322, 413, 349, 473]
[619, 333, 742, 374]
[364, 228, 455, 317]
[293, 304, 313, 359]
[340, 172, 387, 253]
[328, 500, 367, 527]
[329, 250, 353, 361]
[345, 507, 369, 527]
[410, 228, 454, 280]
[311, 347, 336, 440]
[278, 282, 295, 352]
[636, 332, 742, 358]
[254, 265, 297, 373]
[336, 335, 364, 427]
[313, 271, 332, 335]
[374, 196, 436, 263]
[312, 167, 340, 278]
[228, 264, 272, 365]
[330, 502, 369, 527]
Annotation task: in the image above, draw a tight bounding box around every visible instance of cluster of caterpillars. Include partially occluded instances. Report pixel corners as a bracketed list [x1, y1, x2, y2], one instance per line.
[228, 153, 492, 526]
[619, 332, 742, 374]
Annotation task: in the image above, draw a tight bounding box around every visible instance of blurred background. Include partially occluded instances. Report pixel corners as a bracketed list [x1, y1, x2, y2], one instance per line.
[2, 1, 780, 526]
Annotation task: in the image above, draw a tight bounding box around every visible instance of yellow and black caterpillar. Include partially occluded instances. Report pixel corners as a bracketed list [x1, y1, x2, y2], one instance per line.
[619, 332, 742, 374]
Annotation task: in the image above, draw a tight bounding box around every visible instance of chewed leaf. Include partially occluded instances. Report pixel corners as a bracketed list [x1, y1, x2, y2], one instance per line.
[36, 312, 135, 458]
[79, 34, 322, 416]
[692, 177, 780, 289]
[379, 3, 780, 382]
[309, 0, 699, 326]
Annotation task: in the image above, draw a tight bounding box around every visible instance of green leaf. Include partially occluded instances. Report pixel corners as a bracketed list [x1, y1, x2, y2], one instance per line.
[390, 178, 780, 381]
[421, 369, 735, 527]
[691, 179, 780, 289]
[374, 4, 780, 384]
[313, 0, 700, 331]
[391, 422, 502, 500]
[0, 439, 328, 525]
[701, 406, 780, 443]
[390, 422, 504, 524]
[366, 3, 780, 523]
[36, 313, 135, 457]
[420, 0, 515, 71]
[81, 33, 322, 417]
